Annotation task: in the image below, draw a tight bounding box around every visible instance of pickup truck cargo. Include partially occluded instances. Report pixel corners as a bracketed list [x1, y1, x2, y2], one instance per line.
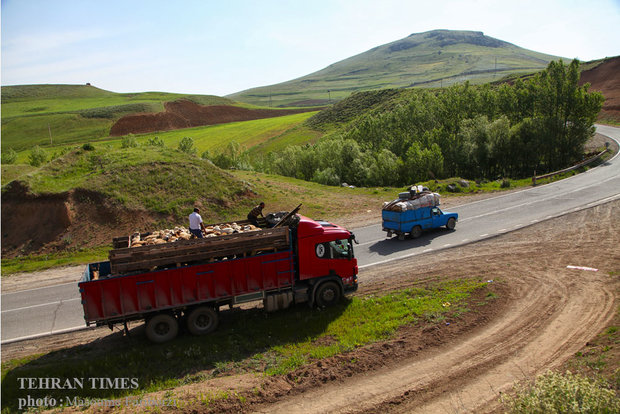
[79, 214, 358, 343]
[382, 189, 458, 239]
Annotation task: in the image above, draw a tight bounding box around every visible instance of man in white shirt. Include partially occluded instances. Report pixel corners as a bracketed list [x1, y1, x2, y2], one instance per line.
[189, 208, 206, 238]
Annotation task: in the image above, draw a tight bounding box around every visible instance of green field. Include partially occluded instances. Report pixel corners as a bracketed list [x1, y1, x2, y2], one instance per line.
[1, 85, 236, 151]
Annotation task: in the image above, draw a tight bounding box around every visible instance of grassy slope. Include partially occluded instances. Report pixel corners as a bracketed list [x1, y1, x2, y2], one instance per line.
[1, 84, 234, 151]
[229, 30, 567, 107]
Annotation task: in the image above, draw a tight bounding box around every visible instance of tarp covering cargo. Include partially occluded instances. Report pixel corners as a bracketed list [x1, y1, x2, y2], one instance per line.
[382, 192, 440, 212]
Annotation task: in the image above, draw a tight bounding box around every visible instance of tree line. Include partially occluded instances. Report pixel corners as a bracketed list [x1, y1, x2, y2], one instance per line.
[218, 59, 602, 187]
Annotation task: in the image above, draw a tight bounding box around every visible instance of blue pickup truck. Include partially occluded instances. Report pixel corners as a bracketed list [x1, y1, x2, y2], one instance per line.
[382, 205, 458, 240]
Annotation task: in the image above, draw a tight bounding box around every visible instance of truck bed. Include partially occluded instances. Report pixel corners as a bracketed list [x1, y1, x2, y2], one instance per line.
[108, 226, 290, 275]
[80, 249, 295, 325]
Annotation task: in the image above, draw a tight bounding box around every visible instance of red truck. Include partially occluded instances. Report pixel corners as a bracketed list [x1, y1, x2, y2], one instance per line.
[79, 214, 358, 343]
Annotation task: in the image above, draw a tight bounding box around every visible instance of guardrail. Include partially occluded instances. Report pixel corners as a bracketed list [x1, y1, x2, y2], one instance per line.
[532, 145, 610, 185]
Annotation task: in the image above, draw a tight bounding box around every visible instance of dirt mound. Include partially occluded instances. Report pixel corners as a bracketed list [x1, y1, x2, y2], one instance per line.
[579, 56, 620, 122]
[109, 100, 316, 136]
[1, 182, 163, 257]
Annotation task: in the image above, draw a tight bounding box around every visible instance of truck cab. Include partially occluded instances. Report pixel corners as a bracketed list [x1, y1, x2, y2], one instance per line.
[294, 216, 358, 306]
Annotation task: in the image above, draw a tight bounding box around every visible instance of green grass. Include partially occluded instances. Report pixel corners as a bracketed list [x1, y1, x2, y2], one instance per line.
[1, 84, 235, 151]
[19, 145, 252, 220]
[0, 278, 490, 413]
[229, 30, 565, 106]
[1, 246, 111, 275]
[501, 371, 620, 413]
[123, 111, 319, 155]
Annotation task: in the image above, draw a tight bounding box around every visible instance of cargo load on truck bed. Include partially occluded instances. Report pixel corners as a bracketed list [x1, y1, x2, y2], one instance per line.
[382, 186, 441, 212]
[108, 225, 290, 275]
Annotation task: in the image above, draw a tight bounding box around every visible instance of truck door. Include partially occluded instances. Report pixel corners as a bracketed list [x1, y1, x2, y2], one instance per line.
[431, 207, 445, 228]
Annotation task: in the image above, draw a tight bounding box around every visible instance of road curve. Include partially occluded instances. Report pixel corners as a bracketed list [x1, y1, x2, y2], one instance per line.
[2, 125, 619, 344]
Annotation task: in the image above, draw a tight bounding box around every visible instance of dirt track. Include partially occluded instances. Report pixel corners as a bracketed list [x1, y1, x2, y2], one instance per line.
[3, 200, 618, 413]
[243, 200, 619, 413]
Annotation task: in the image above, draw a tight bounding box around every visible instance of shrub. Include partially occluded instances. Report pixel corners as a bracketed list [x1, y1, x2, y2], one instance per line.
[501, 178, 511, 188]
[1, 148, 18, 164]
[178, 137, 196, 155]
[502, 371, 620, 414]
[121, 136, 138, 148]
[146, 136, 165, 147]
[82, 143, 95, 151]
[28, 146, 48, 167]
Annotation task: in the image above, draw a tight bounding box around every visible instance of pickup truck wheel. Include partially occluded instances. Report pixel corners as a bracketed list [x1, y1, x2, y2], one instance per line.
[187, 307, 219, 335]
[145, 314, 178, 343]
[315, 281, 341, 307]
[446, 217, 456, 230]
[411, 226, 423, 239]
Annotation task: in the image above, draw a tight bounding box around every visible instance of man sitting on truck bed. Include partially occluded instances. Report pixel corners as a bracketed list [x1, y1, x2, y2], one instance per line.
[247, 202, 265, 227]
[189, 208, 206, 238]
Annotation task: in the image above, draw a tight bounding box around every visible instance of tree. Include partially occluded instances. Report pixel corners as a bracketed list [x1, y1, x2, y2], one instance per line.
[28, 146, 48, 167]
[1, 148, 18, 164]
[178, 137, 196, 155]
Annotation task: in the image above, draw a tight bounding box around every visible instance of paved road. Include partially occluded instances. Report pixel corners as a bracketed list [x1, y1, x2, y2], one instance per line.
[2, 125, 619, 344]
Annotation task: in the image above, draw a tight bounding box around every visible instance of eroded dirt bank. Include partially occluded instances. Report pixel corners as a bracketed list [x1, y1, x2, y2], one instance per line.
[3, 200, 618, 413]
[109, 100, 317, 136]
[0, 181, 163, 257]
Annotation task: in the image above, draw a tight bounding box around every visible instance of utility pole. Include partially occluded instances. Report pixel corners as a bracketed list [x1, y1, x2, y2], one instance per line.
[327, 90, 331, 103]
[48, 124, 52, 145]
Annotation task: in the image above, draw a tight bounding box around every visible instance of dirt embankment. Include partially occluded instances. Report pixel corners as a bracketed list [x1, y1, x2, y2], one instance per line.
[109, 100, 319, 136]
[580, 56, 620, 122]
[0, 181, 162, 257]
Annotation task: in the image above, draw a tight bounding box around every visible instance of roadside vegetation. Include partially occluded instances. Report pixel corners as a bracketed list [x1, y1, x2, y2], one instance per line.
[502, 371, 619, 413]
[0, 278, 490, 412]
[244, 60, 604, 187]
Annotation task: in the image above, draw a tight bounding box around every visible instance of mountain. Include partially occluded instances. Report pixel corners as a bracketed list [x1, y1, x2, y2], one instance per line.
[228, 29, 567, 107]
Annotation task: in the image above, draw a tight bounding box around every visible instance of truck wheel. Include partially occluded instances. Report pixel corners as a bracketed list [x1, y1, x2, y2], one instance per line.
[411, 226, 423, 239]
[315, 281, 341, 307]
[186, 307, 219, 336]
[397, 233, 405, 241]
[446, 218, 456, 230]
[145, 313, 178, 343]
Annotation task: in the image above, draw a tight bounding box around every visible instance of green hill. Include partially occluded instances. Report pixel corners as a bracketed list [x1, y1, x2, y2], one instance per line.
[1, 84, 234, 151]
[228, 29, 568, 107]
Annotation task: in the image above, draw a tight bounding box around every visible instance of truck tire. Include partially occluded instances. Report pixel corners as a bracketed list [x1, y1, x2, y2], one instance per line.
[446, 217, 456, 230]
[145, 313, 179, 343]
[315, 281, 341, 307]
[186, 307, 219, 336]
[411, 226, 423, 239]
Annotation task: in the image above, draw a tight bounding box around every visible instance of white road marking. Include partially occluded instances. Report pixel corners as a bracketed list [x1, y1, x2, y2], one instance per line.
[1, 298, 81, 313]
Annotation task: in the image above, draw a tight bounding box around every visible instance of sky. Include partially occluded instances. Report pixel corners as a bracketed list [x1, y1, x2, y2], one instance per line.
[1, 0, 619, 97]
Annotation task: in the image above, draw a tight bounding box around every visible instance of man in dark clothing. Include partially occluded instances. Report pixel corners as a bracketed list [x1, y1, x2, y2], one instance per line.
[247, 202, 265, 226]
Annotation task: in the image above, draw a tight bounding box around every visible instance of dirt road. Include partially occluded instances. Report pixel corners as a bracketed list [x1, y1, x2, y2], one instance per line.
[251, 200, 619, 413]
[2, 201, 618, 413]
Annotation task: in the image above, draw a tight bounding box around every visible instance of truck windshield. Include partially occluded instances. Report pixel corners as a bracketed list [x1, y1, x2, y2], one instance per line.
[329, 239, 351, 259]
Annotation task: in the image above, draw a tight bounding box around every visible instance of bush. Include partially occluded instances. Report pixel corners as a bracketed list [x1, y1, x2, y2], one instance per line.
[28, 146, 48, 167]
[146, 136, 164, 147]
[178, 137, 196, 155]
[82, 143, 95, 151]
[121, 136, 138, 148]
[1, 148, 18, 164]
[502, 371, 620, 414]
[501, 178, 511, 188]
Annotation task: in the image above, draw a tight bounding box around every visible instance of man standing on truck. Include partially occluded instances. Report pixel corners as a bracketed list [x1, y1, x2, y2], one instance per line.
[247, 202, 265, 227]
[189, 208, 206, 238]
